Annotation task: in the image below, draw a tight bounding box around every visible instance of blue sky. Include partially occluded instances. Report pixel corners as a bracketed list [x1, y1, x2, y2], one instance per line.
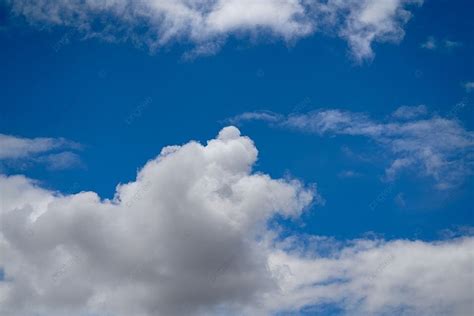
[0, 1, 473, 315]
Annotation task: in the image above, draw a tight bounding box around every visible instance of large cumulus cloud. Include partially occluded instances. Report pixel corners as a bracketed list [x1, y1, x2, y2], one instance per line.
[0, 127, 472, 315]
[0, 126, 313, 316]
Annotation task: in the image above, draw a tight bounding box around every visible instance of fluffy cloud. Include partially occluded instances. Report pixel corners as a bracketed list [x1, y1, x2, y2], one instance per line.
[320, 0, 423, 60]
[0, 127, 314, 316]
[228, 107, 474, 189]
[0, 127, 472, 316]
[5, 0, 423, 61]
[267, 235, 474, 316]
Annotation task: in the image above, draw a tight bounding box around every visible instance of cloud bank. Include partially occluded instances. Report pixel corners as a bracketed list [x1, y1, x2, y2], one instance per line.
[6, 0, 423, 60]
[0, 127, 473, 315]
[228, 106, 474, 189]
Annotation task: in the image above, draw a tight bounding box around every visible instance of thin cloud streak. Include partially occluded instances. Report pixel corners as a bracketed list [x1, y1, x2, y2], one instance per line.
[0, 134, 83, 171]
[228, 107, 474, 189]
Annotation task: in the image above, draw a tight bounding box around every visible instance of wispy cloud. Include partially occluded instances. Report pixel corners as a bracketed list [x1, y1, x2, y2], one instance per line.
[5, 0, 423, 61]
[0, 133, 82, 171]
[420, 36, 436, 49]
[444, 39, 462, 48]
[391, 104, 427, 119]
[338, 170, 362, 178]
[35, 151, 84, 171]
[226, 110, 283, 125]
[421, 36, 462, 50]
[464, 81, 474, 92]
[228, 106, 474, 189]
[0, 134, 79, 159]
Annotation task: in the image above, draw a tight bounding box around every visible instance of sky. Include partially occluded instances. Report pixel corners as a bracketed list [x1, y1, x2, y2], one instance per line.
[0, 0, 473, 315]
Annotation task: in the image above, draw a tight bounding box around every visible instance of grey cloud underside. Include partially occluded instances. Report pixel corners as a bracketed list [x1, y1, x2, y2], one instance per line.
[229, 108, 474, 189]
[7, 0, 423, 60]
[0, 127, 473, 316]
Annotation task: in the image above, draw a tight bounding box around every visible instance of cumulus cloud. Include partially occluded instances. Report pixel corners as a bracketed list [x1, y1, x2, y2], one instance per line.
[5, 0, 422, 61]
[321, 0, 424, 60]
[0, 126, 472, 316]
[228, 107, 474, 189]
[0, 126, 314, 316]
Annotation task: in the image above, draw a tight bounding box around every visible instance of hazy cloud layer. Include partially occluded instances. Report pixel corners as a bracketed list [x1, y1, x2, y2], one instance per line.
[228, 107, 474, 189]
[0, 127, 473, 315]
[6, 0, 423, 60]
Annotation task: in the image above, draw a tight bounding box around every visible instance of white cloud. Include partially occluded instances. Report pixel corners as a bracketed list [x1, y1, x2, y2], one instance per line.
[392, 104, 427, 119]
[0, 134, 81, 171]
[464, 82, 474, 92]
[226, 111, 283, 125]
[420, 36, 436, 49]
[421, 36, 462, 51]
[229, 108, 474, 189]
[0, 134, 79, 160]
[338, 170, 362, 178]
[385, 157, 414, 181]
[35, 151, 84, 171]
[329, 0, 424, 60]
[6, 0, 423, 61]
[267, 235, 474, 316]
[0, 126, 472, 316]
[0, 126, 314, 316]
[444, 39, 462, 48]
